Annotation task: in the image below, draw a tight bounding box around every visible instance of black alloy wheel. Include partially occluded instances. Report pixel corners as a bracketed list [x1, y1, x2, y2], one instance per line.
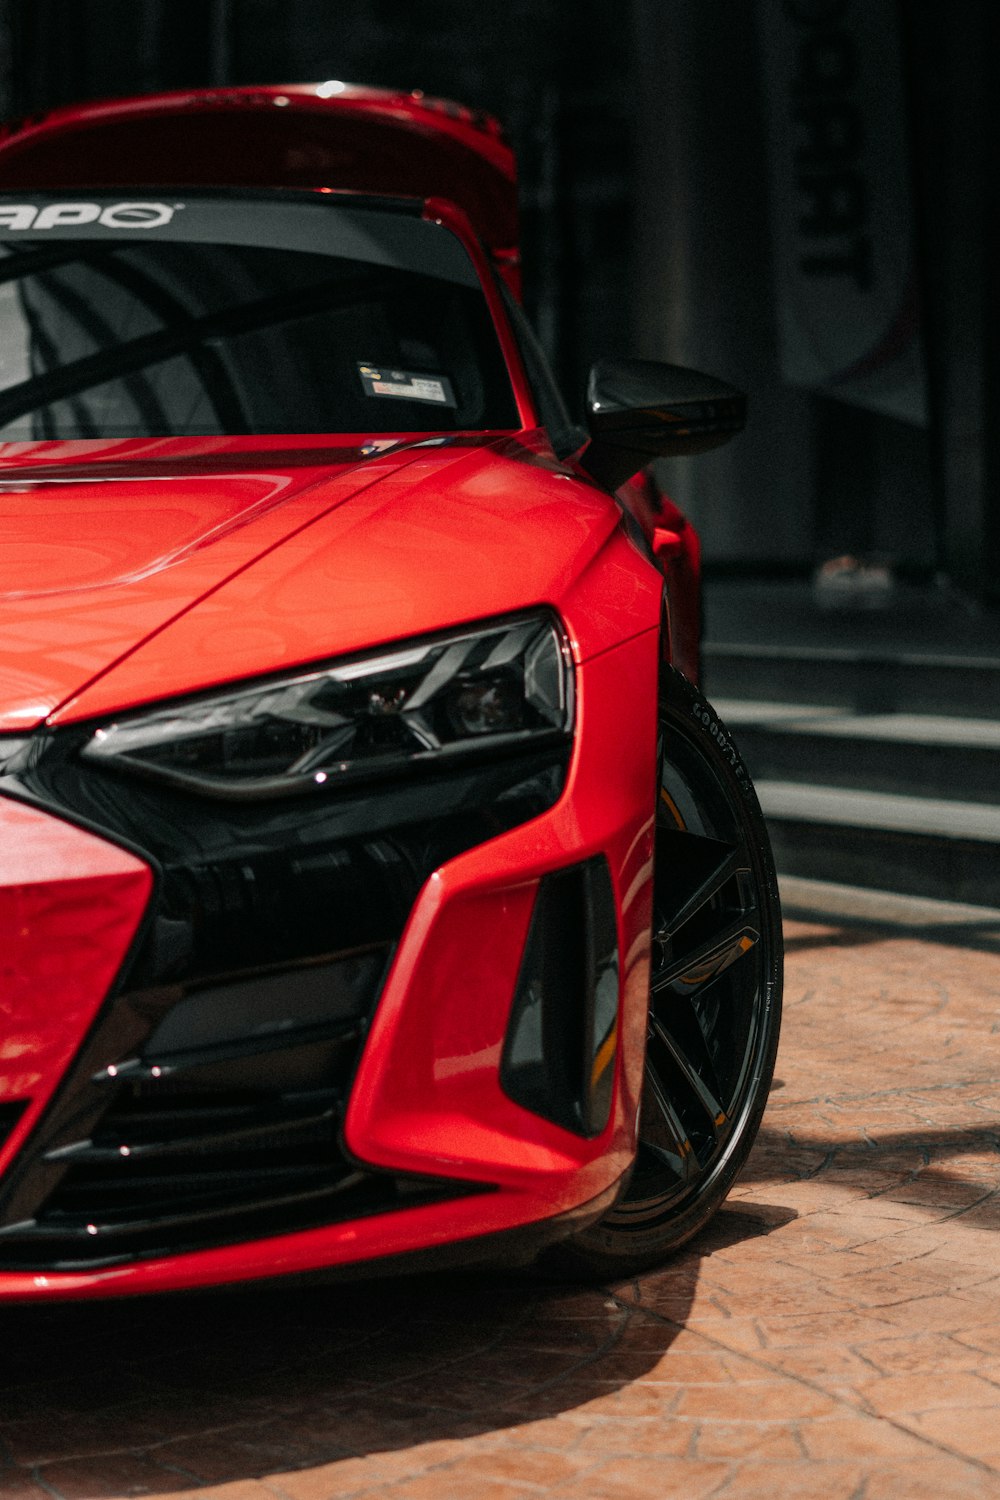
[554, 666, 783, 1278]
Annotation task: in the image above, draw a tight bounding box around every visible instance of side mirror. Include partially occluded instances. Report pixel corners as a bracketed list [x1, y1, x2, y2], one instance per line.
[581, 358, 746, 493]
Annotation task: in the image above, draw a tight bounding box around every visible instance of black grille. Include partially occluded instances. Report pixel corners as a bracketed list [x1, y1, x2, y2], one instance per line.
[0, 954, 463, 1270]
[0, 740, 565, 1268]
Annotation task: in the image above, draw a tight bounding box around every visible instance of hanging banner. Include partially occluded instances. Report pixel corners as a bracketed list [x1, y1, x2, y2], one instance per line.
[757, 0, 928, 425]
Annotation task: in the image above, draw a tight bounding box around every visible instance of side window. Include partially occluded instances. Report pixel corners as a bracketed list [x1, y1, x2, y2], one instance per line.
[499, 284, 584, 457]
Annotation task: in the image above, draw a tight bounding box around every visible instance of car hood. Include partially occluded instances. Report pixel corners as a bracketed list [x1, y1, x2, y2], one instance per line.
[42, 434, 644, 729]
[0, 437, 452, 731]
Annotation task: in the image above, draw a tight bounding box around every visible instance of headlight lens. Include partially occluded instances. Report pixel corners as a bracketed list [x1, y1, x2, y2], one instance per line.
[0, 738, 31, 774]
[82, 612, 574, 798]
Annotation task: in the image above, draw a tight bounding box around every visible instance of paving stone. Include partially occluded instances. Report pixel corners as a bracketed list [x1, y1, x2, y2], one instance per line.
[711, 1458, 867, 1499]
[753, 1346, 881, 1386]
[849, 1371, 1000, 1415]
[549, 1455, 733, 1497]
[956, 1326, 1000, 1356]
[385, 1480, 536, 1500]
[28, 1452, 241, 1498]
[800, 1413, 935, 1461]
[571, 1417, 694, 1456]
[903, 1404, 1000, 1465]
[690, 1420, 803, 1460]
[862, 1459, 1000, 1499]
[0, 1474, 57, 1500]
[675, 1380, 841, 1422]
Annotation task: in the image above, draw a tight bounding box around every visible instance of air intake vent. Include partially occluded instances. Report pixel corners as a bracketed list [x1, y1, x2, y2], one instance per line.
[501, 856, 620, 1138]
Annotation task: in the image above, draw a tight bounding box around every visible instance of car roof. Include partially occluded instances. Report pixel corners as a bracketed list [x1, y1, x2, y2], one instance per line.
[0, 83, 520, 287]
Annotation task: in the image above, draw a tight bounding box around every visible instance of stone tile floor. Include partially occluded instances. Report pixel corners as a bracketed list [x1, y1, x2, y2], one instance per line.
[2, 891, 1000, 1499]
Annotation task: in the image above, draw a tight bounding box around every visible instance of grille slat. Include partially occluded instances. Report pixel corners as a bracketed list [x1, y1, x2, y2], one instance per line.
[45, 1090, 339, 1163]
[51, 1165, 356, 1218]
[93, 1019, 364, 1087]
[57, 1151, 340, 1196]
[0, 1171, 370, 1245]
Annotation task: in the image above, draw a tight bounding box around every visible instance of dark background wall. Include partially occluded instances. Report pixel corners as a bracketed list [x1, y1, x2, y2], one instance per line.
[0, 0, 996, 599]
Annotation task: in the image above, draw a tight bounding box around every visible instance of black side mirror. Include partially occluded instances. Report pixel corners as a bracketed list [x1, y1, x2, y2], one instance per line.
[581, 358, 746, 493]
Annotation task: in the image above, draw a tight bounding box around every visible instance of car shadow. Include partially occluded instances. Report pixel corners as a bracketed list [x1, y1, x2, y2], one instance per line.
[743, 1121, 1000, 1232]
[0, 1202, 794, 1490]
[781, 906, 1000, 956]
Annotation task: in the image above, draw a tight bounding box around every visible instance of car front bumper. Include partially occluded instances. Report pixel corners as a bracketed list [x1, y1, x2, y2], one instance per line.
[0, 627, 658, 1299]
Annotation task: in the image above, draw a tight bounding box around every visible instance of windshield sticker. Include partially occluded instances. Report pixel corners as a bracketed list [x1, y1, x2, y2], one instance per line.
[357, 363, 456, 407]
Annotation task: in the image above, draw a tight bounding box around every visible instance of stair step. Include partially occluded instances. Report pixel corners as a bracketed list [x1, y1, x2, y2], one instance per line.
[716, 701, 1000, 746]
[702, 580, 1000, 902]
[704, 643, 1000, 720]
[715, 701, 1000, 804]
[756, 780, 1000, 905]
[756, 781, 1000, 840]
[778, 873, 1000, 935]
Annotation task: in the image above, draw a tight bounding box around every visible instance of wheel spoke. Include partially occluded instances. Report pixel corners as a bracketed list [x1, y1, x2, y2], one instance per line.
[648, 1012, 725, 1130]
[653, 828, 749, 943]
[637, 1056, 698, 1184]
[652, 916, 759, 995]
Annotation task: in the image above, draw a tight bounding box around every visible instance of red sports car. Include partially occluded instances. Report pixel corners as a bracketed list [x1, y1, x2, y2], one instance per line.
[0, 84, 781, 1299]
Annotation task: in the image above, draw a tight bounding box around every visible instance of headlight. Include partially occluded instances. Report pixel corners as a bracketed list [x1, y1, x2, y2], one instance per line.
[82, 612, 574, 799]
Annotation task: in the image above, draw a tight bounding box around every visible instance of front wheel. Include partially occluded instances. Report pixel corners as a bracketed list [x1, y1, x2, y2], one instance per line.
[554, 667, 783, 1278]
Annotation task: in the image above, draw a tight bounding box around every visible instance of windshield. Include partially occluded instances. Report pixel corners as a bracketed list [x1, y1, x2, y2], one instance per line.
[0, 192, 519, 439]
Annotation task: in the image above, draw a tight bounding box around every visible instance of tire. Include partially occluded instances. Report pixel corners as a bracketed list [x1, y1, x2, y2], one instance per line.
[551, 666, 783, 1279]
